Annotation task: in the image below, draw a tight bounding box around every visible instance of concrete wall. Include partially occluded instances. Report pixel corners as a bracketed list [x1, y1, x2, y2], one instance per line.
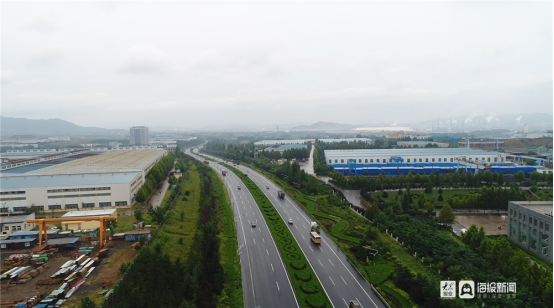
[508, 201, 553, 263]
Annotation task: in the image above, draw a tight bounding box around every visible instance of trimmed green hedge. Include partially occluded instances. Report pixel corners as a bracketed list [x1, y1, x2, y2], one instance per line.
[223, 163, 331, 308]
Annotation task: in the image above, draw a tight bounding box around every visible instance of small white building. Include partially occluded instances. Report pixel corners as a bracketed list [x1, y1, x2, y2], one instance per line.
[0, 212, 36, 235]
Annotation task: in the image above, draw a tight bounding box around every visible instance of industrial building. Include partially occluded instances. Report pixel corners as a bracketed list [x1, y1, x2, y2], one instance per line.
[318, 138, 373, 144]
[397, 141, 449, 148]
[508, 201, 552, 263]
[130, 126, 150, 146]
[262, 144, 307, 152]
[254, 140, 307, 146]
[0, 150, 166, 213]
[60, 209, 117, 231]
[325, 148, 539, 175]
[0, 213, 36, 235]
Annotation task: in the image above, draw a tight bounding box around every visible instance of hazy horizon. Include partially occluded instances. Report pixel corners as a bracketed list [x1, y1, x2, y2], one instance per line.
[2, 2, 552, 129]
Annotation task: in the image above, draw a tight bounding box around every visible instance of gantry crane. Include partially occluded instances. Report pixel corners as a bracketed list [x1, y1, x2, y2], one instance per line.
[27, 216, 117, 251]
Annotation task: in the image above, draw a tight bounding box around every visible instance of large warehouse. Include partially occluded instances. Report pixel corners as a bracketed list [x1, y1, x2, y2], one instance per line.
[325, 148, 539, 175]
[0, 149, 166, 213]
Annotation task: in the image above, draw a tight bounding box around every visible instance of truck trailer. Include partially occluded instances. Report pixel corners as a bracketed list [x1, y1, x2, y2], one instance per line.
[277, 190, 285, 200]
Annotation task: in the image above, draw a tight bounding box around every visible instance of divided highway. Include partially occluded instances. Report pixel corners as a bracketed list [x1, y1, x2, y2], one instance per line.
[186, 149, 299, 308]
[201, 152, 388, 308]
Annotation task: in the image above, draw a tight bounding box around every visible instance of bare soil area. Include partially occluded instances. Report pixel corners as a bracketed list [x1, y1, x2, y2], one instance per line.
[455, 214, 509, 235]
[61, 241, 136, 307]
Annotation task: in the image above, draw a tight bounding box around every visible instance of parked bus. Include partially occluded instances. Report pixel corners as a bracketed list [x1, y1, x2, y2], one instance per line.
[310, 232, 321, 245]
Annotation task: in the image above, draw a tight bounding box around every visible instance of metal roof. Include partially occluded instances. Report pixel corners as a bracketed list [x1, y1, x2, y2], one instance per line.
[25, 150, 165, 175]
[254, 140, 307, 145]
[0, 238, 37, 244]
[0, 172, 140, 190]
[47, 237, 80, 245]
[125, 230, 150, 235]
[62, 209, 116, 218]
[263, 144, 307, 151]
[8, 231, 39, 237]
[324, 148, 500, 158]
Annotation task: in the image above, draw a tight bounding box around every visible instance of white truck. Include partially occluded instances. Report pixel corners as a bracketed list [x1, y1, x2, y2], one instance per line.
[310, 222, 320, 234]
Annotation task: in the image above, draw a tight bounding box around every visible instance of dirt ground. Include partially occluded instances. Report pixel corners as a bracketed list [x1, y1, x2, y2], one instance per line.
[455, 214, 509, 235]
[62, 241, 136, 307]
[1, 252, 71, 302]
[0, 241, 136, 306]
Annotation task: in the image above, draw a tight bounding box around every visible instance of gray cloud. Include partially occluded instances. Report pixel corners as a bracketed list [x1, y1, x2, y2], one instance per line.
[1, 1, 552, 129]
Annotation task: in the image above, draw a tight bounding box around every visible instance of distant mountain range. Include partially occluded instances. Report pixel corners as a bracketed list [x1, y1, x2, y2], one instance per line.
[290, 113, 552, 132]
[0, 116, 126, 137]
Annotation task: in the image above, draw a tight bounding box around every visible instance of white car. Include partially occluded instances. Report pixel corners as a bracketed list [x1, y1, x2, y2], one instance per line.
[83, 229, 94, 233]
[73, 229, 82, 233]
[266, 185, 270, 189]
[288, 219, 293, 224]
[51, 227, 59, 231]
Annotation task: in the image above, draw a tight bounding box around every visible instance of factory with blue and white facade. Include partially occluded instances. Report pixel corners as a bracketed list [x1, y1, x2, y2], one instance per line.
[325, 148, 540, 175]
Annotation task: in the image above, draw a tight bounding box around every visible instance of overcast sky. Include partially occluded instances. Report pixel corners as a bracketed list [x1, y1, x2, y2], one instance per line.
[2, 1, 552, 129]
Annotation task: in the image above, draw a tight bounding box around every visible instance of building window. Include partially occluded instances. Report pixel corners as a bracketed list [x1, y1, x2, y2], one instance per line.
[12, 226, 17, 231]
[329, 160, 332, 163]
[1, 244, 5, 248]
[365, 159, 368, 163]
[407, 159, 410, 162]
[0, 208, 8, 213]
[17, 226, 21, 231]
[425, 158, 428, 162]
[529, 216, 532, 224]
[65, 204, 78, 210]
[48, 205, 62, 210]
[419, 158, 422, 162]
[546, 223, 549, 231]
[534, 218, 537, 226]
[376, 159, 380, 163]
[25, 242, 30, 247]
[358, 159, 361, 163]
[341, 159, 344, 163]
[32, 206, 44, 211]
[438, 158, 441, 162]
[487, 158, 491, 162]
[335, 159, 337, 163]
[4, 226, 8, 231]
[450, 158, 453, 162]
[82, 203, 95, 208]
[432, 158, 435, 162]
[99, 202, 111, 207]
[13, 207, 27, 212]
[115, 201, 128, 206]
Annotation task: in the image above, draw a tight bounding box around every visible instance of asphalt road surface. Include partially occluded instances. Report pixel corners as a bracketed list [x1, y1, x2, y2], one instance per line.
[186, 149, 298, 308]
[201, 152, 388, 308]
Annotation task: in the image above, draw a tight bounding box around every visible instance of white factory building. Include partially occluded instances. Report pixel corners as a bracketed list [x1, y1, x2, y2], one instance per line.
[324, 148, 506, 165]
[0, 172, 142, 213]
[0, 149, 166, 213]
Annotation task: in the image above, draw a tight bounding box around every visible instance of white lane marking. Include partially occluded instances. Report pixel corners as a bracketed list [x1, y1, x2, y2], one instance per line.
[301, 234, 305, 239]
[253, 238, 256, 244]
[341, 276, 347, 285]
[262, 237, 265, 243]
[329, 276, 335, 285]
[356, 298, 363, 308]
[343, 298, 347, 306]
[294, 225, 297, 229]
[329, 259, 334, 266]
[271, 263, 274, 271]
[266, 249, 269, 256]
[276, 281, 280, 291]
[318, 259, 323, 266]
[309, 246, 313, 251]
